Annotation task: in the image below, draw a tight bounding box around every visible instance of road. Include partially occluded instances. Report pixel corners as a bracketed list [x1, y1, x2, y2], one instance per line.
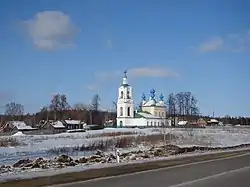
[50, 152, 250, 187]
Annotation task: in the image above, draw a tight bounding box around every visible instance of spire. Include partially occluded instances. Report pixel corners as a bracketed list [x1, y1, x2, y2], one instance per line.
[122, 70, 129, 86]
[124, 70, 127, 78]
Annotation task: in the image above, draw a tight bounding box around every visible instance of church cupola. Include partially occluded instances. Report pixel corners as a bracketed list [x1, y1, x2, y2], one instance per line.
[141, 93, 147, 105]
[121, 70, 129, 87]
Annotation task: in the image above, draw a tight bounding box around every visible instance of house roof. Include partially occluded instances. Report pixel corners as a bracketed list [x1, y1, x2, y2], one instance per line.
[6, 121, 35, 130]
[208, 119, 219, 123]
[135, 111, 161, 119]
[178, 121, 188, 126]
[197, 118, 207, 124]
[51, 121, 65, 128]
[64, 120, 81, 125]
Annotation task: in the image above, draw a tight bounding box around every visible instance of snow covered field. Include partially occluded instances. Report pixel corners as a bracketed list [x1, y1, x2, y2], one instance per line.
[1, 127, 250, 166]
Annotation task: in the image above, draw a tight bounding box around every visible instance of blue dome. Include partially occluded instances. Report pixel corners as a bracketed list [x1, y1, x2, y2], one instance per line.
[150, 88, 155, 94]
[150, 88, 155, 99]
[141, 93, 146, 101]
[159, 93, 164, 101]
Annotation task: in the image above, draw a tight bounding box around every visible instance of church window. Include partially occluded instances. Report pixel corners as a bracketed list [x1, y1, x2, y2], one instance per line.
[158, 122, 160, 126]
[119, 121, 123, 128]
[127, 90, 130, 99]
[127, 107, 130, 116]
[162, 112, 164, 117]
[159, 112, 161, 117]
[120, 91, 124, 98]
[120, 107, 123, 116]
[154, 122, 156, 126]
[151, 122, 153, 126]
[147, 121, 149, 126]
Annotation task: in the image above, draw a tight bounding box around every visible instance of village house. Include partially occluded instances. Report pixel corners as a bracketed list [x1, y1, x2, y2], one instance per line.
[63, 119, 87, 130]
[38, 120, 66, 134]
[37, 119, 87, 134]
[176, 120, 189, 127]
[197, 118, 208, 127]
[1, 121, 37, 132]
[207, 119, 219, 126]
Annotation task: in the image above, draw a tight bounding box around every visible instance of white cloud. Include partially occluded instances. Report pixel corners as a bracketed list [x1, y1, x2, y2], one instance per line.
[86, 84, 98, 90]
[86, 67, 178, 90]
[107, 39, 112, 48]
[23, 11, 78, 51]
[199, 30, 250, 53]
[129, 67, 178, 78]
[199, 37, 223, 52]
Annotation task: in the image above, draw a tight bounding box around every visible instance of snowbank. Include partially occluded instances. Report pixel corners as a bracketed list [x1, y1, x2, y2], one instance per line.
[12, 131, 25, 137]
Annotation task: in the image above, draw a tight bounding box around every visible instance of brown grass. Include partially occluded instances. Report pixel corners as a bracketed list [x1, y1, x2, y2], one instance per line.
[46, 133, 176, 155]
[0, 137, 22, 147]
[0, 150, 247, 187]
[85, 131, 139, 139]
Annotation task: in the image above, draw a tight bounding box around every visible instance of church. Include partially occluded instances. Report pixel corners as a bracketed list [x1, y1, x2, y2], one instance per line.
[116, 71, 168, 128]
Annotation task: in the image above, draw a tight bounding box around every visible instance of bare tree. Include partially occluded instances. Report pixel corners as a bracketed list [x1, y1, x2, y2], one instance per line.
[166, 93, 176, 116]
[175, 92, 185, 116]
[190, 95, 199, 121]
[90, 94, 100, 111]
[111, 101, 117, 112]
[5, 102, 24, 116]
[60, 94, 70, 110]
[184, 92, 192, 115]
[73, 103, 89, 111]
[49, 94, 70, 120]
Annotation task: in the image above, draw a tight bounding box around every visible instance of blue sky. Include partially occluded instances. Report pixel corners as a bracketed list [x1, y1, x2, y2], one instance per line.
[0, 0, 249, 117]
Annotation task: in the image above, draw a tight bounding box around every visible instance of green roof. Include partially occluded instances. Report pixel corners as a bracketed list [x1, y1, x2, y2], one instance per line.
[121, 83, 129, 87]
[134, 111, 151, 118]
[134, 113, 144, 118]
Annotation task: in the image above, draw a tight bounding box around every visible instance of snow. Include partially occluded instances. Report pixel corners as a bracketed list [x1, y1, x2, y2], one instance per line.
[51, 121, 65, 128]
[9, 121, 35, 130]
[1, 146, 250, 182]
[64, 120, 82, 124]
[1, 127, 250, 166]
[177, 121, 188, 126]
[12, 132, 25, 137]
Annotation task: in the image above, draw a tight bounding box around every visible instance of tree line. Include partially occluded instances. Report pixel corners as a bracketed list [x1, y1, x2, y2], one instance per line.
[166, 92, 199, 116]
[0, 93, 115, 127]
[1, 91, 250, 126]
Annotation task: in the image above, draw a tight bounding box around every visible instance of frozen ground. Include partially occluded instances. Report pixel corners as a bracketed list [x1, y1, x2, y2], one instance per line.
[1, 127, 250, 166]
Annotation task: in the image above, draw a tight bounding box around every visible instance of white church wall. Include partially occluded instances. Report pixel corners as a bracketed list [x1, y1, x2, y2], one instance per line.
[117, 118, 168, 128]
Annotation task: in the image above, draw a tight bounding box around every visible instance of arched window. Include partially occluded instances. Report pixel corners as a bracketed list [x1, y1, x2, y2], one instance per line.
[127, 107, 130, 116]
[159, 112, 161, 117]
[151, 122, 153, 126]
[162, 112, 164, 117]
[119, 121, 123, 128]
[120, 107, 123, 116]
[147, 121, 149, 126]
[158, 122, 160, 126]
[120, 91, 124, 98]
[127, 90, 130, 99]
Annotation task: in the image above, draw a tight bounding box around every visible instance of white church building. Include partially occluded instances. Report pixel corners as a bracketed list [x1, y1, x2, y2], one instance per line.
[116, 71, 168, 128]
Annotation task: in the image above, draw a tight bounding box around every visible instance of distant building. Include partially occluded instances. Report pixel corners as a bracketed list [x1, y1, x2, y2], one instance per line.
[197, 118, 208, 127]
[116, 71, 168, 128]
[207, 119, 219, 126]
[2, 121, 37, 132]
[177, 120, 189, 127]
[37, 119, 87, 133]
[63, 119, 87, 129]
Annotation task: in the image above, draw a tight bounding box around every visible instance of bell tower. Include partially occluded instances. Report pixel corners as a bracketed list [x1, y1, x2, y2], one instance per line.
[116, 70, 134, 127]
